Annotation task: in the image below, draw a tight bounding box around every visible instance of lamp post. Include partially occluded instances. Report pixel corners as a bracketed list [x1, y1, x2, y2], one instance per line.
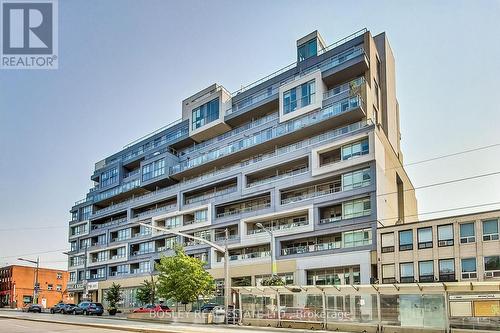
[18, 257, 39, 304]
[138, 222, 231, 324]
[256, 223, 276, 276]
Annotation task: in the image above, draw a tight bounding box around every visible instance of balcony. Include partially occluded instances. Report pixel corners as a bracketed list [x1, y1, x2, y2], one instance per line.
[216, 195, 271, 219]
[184, 180, 237, 205]
[246, 157, 308, 189]
[281, 178, 341, 205]
[281, 228, 372, 256]
[170, 95, 365, 180]
[217, 245, 271, 262]
[247, 215, 308, 235]
[91, 216, 127, 231]
[132, 203, 177, 219]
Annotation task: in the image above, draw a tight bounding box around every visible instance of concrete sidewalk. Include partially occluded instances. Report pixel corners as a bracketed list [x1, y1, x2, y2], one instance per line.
[0, 310, 341, 333]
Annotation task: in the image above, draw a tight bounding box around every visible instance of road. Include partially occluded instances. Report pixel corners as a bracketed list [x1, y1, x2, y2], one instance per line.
[0, 317, 129, 333]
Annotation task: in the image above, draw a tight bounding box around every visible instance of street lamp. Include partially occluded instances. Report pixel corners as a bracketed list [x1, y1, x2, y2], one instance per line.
[256, 223, 276, 276]
[138, 222, 231, 324]
[18, 257, 39, 304]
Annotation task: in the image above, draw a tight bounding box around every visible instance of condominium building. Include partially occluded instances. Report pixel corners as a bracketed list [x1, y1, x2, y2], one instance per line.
[67, 29, 417, 306]
[377, 210, 500, 284]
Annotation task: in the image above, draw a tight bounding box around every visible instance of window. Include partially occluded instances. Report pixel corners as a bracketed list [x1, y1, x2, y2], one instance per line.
[343, 198, 371, 219]
[47, 284, 53, 291]
[482, 219, 499, 241]
[116, 228, 131, 241]
[399, 230, 413, 251]
[439, 259, 455, 281]
[80, 238, 90, 249]
[418, 261, 434, 282]
[56, 273, 62, 279]
[417, 227, 433, 249]
[381, 233, 395, 253]
[283, 80, 315, 114]
[341, 138, 369, 161]
[80, 206, 92, 221]
[192, 98, 219, 130]
[69, 272, 76, 282]
[342, 168, 371, 191]
[297, 39, 317, 62]
[382, 264, 396, 284]
[100, 167, 118, 188]
[56, 284, 62, 291]
[461, 258, 477, 279]
[437, 224, 454, 247]
[400, 263, 414, 283]
[484, 256, 500, 278]
[460, 222, 475, 243]
[142, 158, 166, 182]
[343, 229, 371, 248]
[70, 241, 77, 252]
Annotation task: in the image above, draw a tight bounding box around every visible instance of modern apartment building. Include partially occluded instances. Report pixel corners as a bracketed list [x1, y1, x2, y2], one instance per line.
[67, 28, 418, 306]
[0, 265, 71, 308]
[377, 210, 500, 284]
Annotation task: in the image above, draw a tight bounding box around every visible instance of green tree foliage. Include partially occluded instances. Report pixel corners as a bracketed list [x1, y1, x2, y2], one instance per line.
[136, 277, 157, 305]
[104, 282, 123, 309]
[156, 246, 215, 304]
[260, 275, 285, 286]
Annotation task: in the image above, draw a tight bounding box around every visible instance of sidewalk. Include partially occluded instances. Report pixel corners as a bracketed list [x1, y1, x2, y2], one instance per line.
[0, 310, 341, 333]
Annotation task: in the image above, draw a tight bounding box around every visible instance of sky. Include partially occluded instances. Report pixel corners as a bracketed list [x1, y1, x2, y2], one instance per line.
[0, 0, 499, 270]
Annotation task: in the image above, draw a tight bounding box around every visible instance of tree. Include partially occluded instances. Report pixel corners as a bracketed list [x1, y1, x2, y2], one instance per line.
[104, 282, 123, 314]
[156, 245, 215, 305]
[136, 276, 157, 305]
[260, 275, 285, 286]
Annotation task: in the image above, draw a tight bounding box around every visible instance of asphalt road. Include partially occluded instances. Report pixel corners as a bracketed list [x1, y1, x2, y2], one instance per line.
[0, 317, 130, 333]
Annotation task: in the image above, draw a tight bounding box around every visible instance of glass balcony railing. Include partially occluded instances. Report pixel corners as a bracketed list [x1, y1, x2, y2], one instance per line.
[218, 251, 271, 262]
[247, 166, 309, 188]
[281, 181, 342, 205]
[133, 204, 177, 219]
[172, 95, 363, 174]
[91, 217, 127, 230]
[248, 219, 309, 235]
[216, 202, 271, 218]
[184, 185, 237, 205]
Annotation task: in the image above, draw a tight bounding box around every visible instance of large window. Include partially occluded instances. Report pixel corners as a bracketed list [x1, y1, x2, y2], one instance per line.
[399, 230, 413, 251]
[283, 80, 315, 114]
[297, 39, 317, 62]
[341, 138, 369, 161]
[343, 198, 371, 219]
[484, 256, 500, 277]
[460, 222, 475, 243]
[192, 98, 219, 130]
[382, 264, 396, 284]
[437, 224, 454, 247]
[461, 258, 477, 279]
[438, 259, 455, 281]
[306, 266, 360, 285]
[482, 219, 499, 241]
[80, 205, 92, 221]
[417, 227, 433, 249]
[418, 260, 434, 282]
[400, 262, 415, 283]
[342, 168, 371, 191]
[381, 233, 395, 253]
[142, 158, 166, 182]
[100, 167, 118, 188]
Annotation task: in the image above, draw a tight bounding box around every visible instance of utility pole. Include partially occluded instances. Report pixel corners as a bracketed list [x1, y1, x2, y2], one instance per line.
[256, 223, 276, 276]
[224, 228, 230, 325]
[18, 257, 40, 304]
[83, 246, 88, 301]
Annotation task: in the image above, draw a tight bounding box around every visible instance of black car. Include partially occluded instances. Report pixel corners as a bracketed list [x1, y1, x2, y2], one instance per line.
[199, 303, 219, 312]
[23, 304, 42, 313]
[74, 302, 104, 316]
[50, 302, 66, 314]
[61, 303, 78, 314]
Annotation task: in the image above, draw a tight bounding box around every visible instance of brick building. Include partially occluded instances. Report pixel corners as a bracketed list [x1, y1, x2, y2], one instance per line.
[0, 265, 72, 309]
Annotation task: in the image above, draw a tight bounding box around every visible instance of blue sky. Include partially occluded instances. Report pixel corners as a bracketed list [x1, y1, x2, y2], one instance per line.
[1, 0, 499, 269]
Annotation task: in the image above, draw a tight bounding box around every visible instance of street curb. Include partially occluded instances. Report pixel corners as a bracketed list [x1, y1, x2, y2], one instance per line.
[0, 315, 199, 333]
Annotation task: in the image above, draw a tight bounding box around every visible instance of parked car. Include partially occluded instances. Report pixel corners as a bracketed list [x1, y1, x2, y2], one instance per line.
[61, 303, 78, 314]
[132, 304, 171, 313]
[74, 302, 104, 316]
[50, 302, 66, 314]
[23, 304, 42, 313]
[199, 303, 218, 312]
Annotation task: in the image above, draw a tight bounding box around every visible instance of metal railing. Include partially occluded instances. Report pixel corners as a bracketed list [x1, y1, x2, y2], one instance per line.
[247, 166, 309, 188]
[216, 202, 271, 218]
